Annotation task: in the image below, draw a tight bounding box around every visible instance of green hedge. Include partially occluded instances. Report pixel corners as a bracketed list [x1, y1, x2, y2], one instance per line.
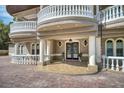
[0, 50, 8, 56]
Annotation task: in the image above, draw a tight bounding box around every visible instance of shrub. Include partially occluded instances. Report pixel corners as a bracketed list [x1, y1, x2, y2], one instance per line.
[0, 50, 8, 56]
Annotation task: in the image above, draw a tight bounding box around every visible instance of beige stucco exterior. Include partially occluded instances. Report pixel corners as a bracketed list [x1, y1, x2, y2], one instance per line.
[8, 5, 124, 73]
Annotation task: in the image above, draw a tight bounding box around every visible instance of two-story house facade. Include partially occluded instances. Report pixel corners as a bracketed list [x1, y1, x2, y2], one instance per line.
[7, 5, 124, 74]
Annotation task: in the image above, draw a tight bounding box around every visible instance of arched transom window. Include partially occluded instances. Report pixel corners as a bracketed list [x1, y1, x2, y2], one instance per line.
[106, 40, 113, 56]
[31, 43, 39, 55]
[16, 44, 24, 55]
[116, 40, 123, 56]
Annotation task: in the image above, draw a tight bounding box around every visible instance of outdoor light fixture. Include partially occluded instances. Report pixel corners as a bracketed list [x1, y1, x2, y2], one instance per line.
[69, 38, 72, 42]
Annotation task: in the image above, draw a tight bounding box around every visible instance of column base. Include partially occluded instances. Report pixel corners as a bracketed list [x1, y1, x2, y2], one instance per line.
[87, 64, 98, 74]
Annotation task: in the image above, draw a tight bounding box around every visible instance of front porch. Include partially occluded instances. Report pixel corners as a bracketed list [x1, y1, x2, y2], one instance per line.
[10, 34, 100, 74]
[36, 61, 97, 75]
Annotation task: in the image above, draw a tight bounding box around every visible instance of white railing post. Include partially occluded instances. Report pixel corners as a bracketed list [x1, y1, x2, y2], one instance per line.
[38, 5, 94, 24]
[72, 5, 74, 15]
[120, 5, 123, 16]
[116, 59, 119, 71]
[109, 8, 111, 20]
[107, 58, 109, 69]
[111, 59, 114, 70]
[116, 6, 119, 18]
[122, 60, 124, 72]
[10, 21, 36, 34]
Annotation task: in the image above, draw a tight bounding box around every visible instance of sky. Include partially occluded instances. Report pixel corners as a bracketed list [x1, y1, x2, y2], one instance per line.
[0, 5, 13, 25]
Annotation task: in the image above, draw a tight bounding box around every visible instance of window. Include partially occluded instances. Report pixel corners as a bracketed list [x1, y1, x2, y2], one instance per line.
[32, 44, 35, 55]
[116, 40, 123, 56]
[31, 43, 39, 55]
[17, 45, 20, 55]
[36, 44, 39, 55]
[21, 45, 24, 55]
[107, 40, 113, 56]
[16, 44, 24, 55]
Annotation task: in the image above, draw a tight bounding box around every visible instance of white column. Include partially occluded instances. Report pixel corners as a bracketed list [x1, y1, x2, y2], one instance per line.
[44, 40, 47, 61]
[88, 36, 96, 66]
[96, 37, 101, 63]
[40, 39, 45, 63]
[47, 40, 50, 60]
[14, 43, 17, 55]
[46, 40, 53, 61]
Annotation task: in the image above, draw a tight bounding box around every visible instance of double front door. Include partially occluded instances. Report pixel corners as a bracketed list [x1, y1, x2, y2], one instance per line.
[66, 42, 79, 60]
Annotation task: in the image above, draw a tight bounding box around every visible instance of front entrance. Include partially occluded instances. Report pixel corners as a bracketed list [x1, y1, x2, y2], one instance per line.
[66, 42, 79, 60]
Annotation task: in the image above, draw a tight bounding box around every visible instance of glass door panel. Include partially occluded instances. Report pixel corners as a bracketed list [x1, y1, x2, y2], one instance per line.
[66, 42, 79, 60]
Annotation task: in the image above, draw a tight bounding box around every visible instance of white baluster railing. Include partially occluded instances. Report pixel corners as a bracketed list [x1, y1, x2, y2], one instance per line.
[10, 21, 36, 34]
[102, 56, 124, 72]
[100, 5, 124, 23]
[11, 55, 40, 65]
[38, 5, 94, 24]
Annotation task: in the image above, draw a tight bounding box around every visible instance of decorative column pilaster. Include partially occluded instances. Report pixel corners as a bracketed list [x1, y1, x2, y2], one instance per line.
[88, 36, 98, 73]
[96, 37, 101, 63]
[44, 40, 47, 61]
[47, 40, 51, 61]
[88, 36, 96, 66]
[14, 43, 17, 55]
[40, 39, 45, 64]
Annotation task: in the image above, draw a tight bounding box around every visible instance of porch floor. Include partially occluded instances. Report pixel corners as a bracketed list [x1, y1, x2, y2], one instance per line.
[35, 61, 96, 75]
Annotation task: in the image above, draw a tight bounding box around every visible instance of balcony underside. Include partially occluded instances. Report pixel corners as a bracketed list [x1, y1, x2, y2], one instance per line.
[103, 17, 124, 29]
[100, 28, 124, 38]
[37, 17, 97, 32]
[9, 32, 36, 39]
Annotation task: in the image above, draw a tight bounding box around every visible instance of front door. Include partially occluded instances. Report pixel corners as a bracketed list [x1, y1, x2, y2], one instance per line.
[66, 42, 79, 60]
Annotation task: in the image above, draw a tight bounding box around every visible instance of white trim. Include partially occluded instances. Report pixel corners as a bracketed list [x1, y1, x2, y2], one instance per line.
[105, 38, 115, 56]
[65, 39, 80, 60]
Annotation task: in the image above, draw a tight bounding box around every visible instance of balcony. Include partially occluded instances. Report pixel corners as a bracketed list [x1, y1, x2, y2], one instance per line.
[100, 5, 124, 28]
[9, 21, 36, 38]
[37, 5, 96, 31]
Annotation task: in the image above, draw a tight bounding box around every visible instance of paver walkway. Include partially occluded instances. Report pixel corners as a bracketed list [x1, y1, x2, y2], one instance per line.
[0, 56, 124, 88]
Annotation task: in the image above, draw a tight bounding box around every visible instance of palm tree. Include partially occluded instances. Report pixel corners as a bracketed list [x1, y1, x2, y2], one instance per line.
[0, 21, 11, 50]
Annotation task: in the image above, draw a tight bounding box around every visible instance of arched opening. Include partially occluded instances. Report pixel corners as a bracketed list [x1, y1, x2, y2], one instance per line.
[31, 44, 35, 55]
[36, 44, 39, 55]
[106, 40, 113, 56]
[116, 40, 123, 56]
[21, 45, 24, 55]
[17, 44, 20, 55]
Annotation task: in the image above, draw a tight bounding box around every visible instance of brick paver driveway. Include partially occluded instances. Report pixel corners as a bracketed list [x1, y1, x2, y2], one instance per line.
[0, 56, 124, 88]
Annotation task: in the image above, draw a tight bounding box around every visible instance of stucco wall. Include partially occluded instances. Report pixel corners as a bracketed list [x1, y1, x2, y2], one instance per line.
[9, 44, 15, 56]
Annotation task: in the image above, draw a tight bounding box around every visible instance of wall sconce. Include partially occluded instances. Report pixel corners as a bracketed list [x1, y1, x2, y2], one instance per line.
[69, 38, 72, 42]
